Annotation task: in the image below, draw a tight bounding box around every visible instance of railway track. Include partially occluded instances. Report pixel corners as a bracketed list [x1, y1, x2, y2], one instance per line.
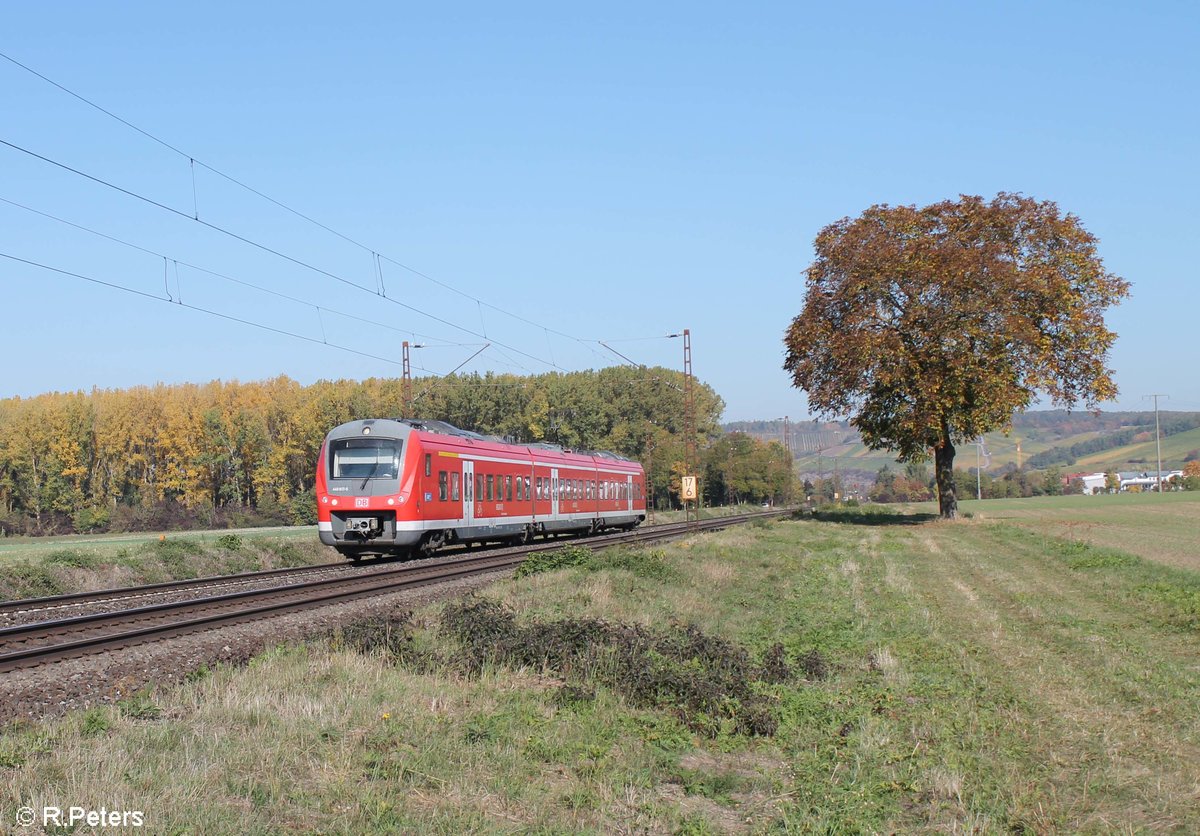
[0, 510, 788, 674]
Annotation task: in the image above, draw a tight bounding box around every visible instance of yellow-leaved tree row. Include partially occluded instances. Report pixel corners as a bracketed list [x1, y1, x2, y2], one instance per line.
[0, 367, 786, 536]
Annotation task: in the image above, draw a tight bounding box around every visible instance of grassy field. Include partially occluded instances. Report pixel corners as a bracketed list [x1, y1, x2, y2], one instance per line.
[919, 491, 1200, 572]
[3, 500, 1199, 831]
[0, 528, 330, 601]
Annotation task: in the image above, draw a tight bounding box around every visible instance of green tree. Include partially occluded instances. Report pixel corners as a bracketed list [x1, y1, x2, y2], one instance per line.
[783, 194, 1129, 518]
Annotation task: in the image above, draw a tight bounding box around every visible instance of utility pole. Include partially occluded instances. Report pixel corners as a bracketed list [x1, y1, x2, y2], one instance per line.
[1145, 393, 1169, 493]
[644, 425, 656, 524]
[975, 438, 982, 501]
[783, 415, 793, 505]
[402, 340, 412, 417]
[682, 328, 697, 526]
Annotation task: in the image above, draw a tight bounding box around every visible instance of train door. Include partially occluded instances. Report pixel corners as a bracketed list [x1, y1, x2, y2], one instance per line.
[463, 459, 476, 526]
[627, 474, 634, 512]
[550, 467, 560, 519]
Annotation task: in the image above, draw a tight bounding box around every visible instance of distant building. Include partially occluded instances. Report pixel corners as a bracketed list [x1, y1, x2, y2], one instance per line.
[1117, 470, 1183, 491]
[1070, 472, 1109, 494]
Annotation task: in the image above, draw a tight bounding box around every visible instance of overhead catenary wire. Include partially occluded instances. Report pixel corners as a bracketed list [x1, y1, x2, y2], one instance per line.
[0, 136, 576, 371]
[0, 194, 475, 350]
[0, 49, 612, 365]
[0, 251, 408, 369]
[2, 249, 458, 380]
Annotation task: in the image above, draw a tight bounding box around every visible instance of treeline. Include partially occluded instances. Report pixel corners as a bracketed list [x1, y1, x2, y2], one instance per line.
[1027, 413, 1200, 468]
[868, 463, 1073, 502]
[0, 368, 793, 536]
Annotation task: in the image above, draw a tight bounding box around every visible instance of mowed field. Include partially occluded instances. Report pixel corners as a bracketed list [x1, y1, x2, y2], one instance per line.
[918, 491, 1200, 572]
[3, 497, 1200, 831]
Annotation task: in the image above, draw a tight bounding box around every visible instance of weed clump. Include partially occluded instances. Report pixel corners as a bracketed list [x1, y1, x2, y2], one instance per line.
[515, 544, 678, 582]
[216, 534, 243, 551]
[118, 692, 163, 720]
[515, 545, 593, 578]
[1054, 539, 1139, 570]
[2, 564, 66, 598]
[335, 611, 441, 672]
[438, 596, 802, 737]
[43, 549, 99, 569]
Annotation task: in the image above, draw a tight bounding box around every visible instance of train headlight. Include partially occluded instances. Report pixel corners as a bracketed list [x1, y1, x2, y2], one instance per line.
[321, 496, 329, 504]
[362, 427, 371, 435]
[387, 498, 395, 506]
[331, 499, 339, 506]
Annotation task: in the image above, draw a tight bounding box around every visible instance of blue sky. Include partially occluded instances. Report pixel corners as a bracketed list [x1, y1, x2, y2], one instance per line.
[2, 1, 1197, 420]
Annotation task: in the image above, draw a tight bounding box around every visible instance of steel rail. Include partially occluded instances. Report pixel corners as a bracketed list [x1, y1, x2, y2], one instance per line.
[0, 560, 353, 619]
[0, 510, 788, 673]
[0, 515, 731, 617]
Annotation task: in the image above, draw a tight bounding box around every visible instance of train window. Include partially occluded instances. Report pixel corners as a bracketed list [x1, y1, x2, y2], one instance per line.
[524, 476, 531, 500]
[330, 438, 402, 479]
[438, 471, 448, 501]
[451, 472, 460, 501]
[486, 474, 494, 501]
[476, 475, 483, 501]
[505, 475, 513, 501]
[515, 477, 523, 501]
[425, 454, 431, 477]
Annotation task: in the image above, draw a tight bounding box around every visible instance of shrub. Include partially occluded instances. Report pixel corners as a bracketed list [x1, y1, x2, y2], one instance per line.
[514, 545, 593, 578]
[43, 549, 98, 569]
[437, 597, 801, 737]
[216, 534, 243, 551]
[4, 564, 66, 598]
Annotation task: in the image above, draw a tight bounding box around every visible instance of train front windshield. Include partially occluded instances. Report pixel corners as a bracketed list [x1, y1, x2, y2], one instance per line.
[329, 438, 403, 480]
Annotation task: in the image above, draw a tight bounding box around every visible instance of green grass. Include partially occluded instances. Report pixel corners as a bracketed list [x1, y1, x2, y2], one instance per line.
[0, 528, 331, 600]
[911, 491, 1200, 572]
[4, 503, 1200, 831]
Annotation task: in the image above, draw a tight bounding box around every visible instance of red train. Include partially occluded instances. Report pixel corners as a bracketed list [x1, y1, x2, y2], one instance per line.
[316, 418, 647, 559]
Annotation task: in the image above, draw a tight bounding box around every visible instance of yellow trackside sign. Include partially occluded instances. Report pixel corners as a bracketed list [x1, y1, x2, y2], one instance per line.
[681, 476, 697, 500]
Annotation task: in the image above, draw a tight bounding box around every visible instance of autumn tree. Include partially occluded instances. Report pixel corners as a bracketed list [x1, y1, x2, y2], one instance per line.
[783, 194, 1129, 518]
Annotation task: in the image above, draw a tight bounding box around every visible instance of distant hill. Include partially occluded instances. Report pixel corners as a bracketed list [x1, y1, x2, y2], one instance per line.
[724, 411, 1200, 486]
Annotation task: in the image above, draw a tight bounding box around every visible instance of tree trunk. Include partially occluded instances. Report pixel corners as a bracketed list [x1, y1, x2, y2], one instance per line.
[934, 428, 957, 519]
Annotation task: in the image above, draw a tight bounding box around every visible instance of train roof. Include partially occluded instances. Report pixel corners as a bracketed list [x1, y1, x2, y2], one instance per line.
[395, 418, 636, 464]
